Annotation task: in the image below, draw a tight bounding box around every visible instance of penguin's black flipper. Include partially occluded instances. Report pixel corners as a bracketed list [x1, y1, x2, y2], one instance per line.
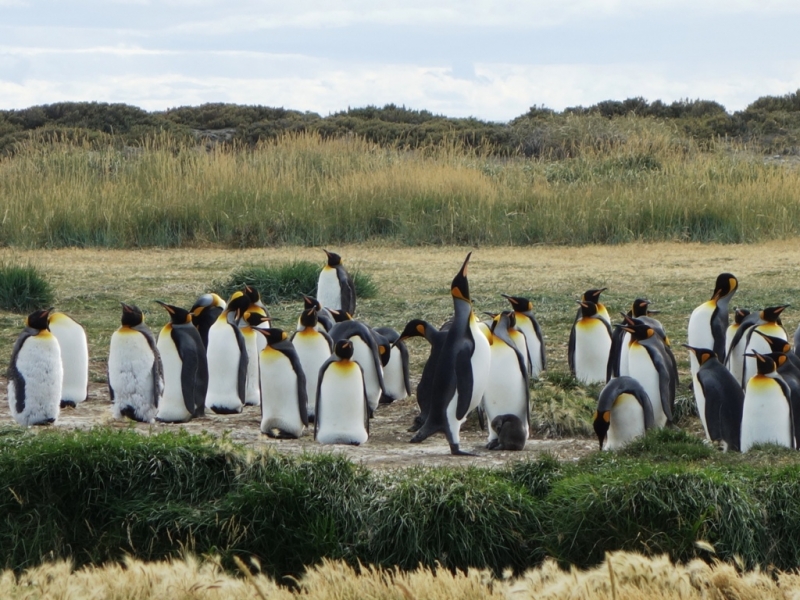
[398, 340, 412, 397]
[133, 323, 163, 408]
[532, 316, 547, 370]
[337, 267, 356, 316]
[454, 342, 475, 421]
[314, 358, 336, 440]
[607, 323, 626, 380]
[567, 323, 577, 375]
[643, 341, 674, 424]
[233, 325, 248, 404]
[172, 328, 199, 416]
[696, 362, 743, 448]
[282, 341, 309, 426]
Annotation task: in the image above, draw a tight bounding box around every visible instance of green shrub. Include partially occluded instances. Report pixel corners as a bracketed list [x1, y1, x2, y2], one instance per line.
[0, 262, 55, 313]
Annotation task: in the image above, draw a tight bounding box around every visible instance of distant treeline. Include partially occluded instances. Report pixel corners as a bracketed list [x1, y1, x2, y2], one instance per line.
[1, 90, 800, 156]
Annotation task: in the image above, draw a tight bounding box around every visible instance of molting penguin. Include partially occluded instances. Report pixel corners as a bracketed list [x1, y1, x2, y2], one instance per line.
[568, 300, 612, 385]
[108, 303, 163, 423]
[47, 311, 89, 408]
[409, 253, 491, 456]
[154, 301, 209, 423]
[620, 319, 674, 428]
[317, 250, 356, 315]
[204, 291, 251, 414]
[190, 293, 226, 349]
[329, 319, 386, 415]
[683, 345, 743, 451]
[593, 376, 654, 451]
[740, 351, 794, 452]
[7, 308, 62, 426]
[374, 326, 412, 404]
[502, 294, 546, 379]
[314, 339, 369, 445]
[291, 307, 334, 421]
[256, 328, 308, 439]
[483, 311, 530, 450]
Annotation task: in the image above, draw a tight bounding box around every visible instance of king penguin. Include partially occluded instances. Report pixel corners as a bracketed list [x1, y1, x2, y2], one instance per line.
[409, 253, 491, 456]
[154, 301, 209, 423]
[256, 328, 308, 439]
[593, 376, 654, 451]
[291, 307, 334, 421]
[108, 303, 163, 423]
[608, 299, 653, 379]
[725, 308, 751, 378]
[190, 293, 227, 349]
[317, 250, 356, 315]
[47, 311, 89, 408]
[315, 339, 369, 445]
[483, 311, 530, 450]
[240, 311, 270, 406]
[298, 295, 335, 332]
[241, 284, 271, 353]
[620, 319, 674, 428]
[204, 291, 251, 414]
[683, 345, 743, 450]
[502, 294, 546, 379]
[7, 308, 62, 426]
[740, 305, 789, 387]
[568, 300, 612, 385]
[329, 319, 386, 415]
[740, 351, 794, 452]
[374, 326, 412, 404]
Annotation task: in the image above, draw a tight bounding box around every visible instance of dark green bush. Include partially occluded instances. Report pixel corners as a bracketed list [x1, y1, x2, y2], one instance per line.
[0, 262, 55, 313]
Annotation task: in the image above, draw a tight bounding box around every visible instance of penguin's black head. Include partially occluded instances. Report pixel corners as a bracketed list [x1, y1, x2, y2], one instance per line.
[334, 339, 354, 360]
[26, 308, 52, 331]
[155, 301, 192, 325]
[397, 319, 430, 342]
[377, 341, 391, 367]
[712, 273, 738, 301]
[734, 308, 751, 325]
[761, 304, 789, 323]
[244, 285, 261, 305]
[299, 307, 319, 328]
[631, 298, 650, 317]
[225, 291, 251, 320]
[746, 351, 777, 375]
[330, 309, 352, 323]
[302, 295, 321, 311]
[190, 293, 225, 315]
[324, 250, 342, 267]
[682, 344, 716, 366]
[501, 294, 533, 312]
[451, 252, 472, 303]
[616, 318, 653, 341]
[256, 327, 288, 346]
[592, 409, 610, 450]
[578, 300, 600, 318]
[120, 303, 144, 327]
[754, 329, 791, 354]
[243, 311, 270, 328]
[582, 288, 607, 305]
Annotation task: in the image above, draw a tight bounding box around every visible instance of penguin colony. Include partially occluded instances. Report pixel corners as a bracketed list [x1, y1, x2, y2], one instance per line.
[5, 252, 797, 456]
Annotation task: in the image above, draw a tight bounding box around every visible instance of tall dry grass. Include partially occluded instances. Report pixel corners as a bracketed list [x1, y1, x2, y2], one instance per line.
[1, 123, 798, 248]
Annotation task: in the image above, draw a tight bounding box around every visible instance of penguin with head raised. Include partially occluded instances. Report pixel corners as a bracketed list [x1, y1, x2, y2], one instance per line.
[687, 273, 738, 364]
[593, 376, 654, 451]
[409, 253, 491, 456]
[501, 294, 546, 379]
[256, 328, 308, 439]
[329, 319, 386, 415]
[204, 290, 251, 415]
[154, 301, 209, 422]
[683, 345, 743, 450]
[374, 326, 412, 404]
[568, 300, 612, 385]
[7, 308, 62, 426]
[317, 250, 356, 315]
[740, 351, 794, 452]
[315, 339, 369, 445]
[108, 303, 163, 423]
[46, 311, 88, 408]
[190, 293, 227, 349]
[291, 306, 334, 422]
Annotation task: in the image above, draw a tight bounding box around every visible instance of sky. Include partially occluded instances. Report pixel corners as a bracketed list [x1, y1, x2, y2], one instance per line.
[1, 0, 800, 122]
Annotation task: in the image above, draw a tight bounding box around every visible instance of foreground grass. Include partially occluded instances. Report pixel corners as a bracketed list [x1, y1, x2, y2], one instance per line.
[3, 428, 800, 577]
[1, 126, 799, 248]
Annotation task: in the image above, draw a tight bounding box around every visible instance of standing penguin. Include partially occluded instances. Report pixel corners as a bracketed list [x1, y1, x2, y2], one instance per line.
[374, 326, 412, 404]
[204, 291, 251, 415]
[298, 295, 335, 332]
[740, 305, 789, 387]
[483, 311, 530, 450]
[568, 300, 612, 385]
[315, 339, 369, 445]
[593, 376, 654, 451]
[190, 293, 227, 349]
[291, 307, 334, 421]
[256, 328, 308, 439]
[683, 345, 744, 450]
[108, 303, 163, 423]
[409, 253, 491, 456]
[725, 308, 751, 379]
[621, 319, 674, 428]
[687, 272, 738, 381]
[154, 301, 209, 423]
[239, 311, 269, 406]
[7, 308, 62, 426]
[317, 250, 356, 315]
[501, 294, 546, 379]
[47, 311, 89, 408]
[329, 319, 386, 415]
[241, 285, 271, 353]
[740, 351, 794, 452]
[608, 299, 653, 379]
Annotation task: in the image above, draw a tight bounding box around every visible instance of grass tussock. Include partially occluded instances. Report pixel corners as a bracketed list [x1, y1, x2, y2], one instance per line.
[2, 128, 799, 248]
[0, 262, 55, 313]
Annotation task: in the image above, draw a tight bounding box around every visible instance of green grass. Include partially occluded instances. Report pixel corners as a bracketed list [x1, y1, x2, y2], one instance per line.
[0, 262, 55, 313]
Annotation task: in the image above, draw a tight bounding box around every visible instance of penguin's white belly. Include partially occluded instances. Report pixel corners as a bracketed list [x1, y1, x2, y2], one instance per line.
[518, 320, 543, 379]
[382, 346, 407, 401]
[627, 344, 667, 428]
[260, 349, 304, 438]
[293, 330, 332, 418]
[108, 329, 158, 423]
[205, 322, 244, 412]
[242, 328, 261, 406]
[316, 362, 368, 445]
[9, 333, 62, 426]
[48, 316, 88, 403]
[483, 342, 528, 442]
[156, 331, 191, 423]
[687, 301, 716, 380]
[741, 376, 792, 452]
[743, 324, 786, 385]
[574, 319, 611, 385]
[317, 268, 342, 310]
[351, 336, 382, 411]
[605, 393, 646, 451]
[468, 319, 492, 415]
[619, 333, 632, 376]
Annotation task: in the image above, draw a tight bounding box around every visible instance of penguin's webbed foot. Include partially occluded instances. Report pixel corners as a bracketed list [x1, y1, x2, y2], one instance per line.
[449, 443, 476, 456]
